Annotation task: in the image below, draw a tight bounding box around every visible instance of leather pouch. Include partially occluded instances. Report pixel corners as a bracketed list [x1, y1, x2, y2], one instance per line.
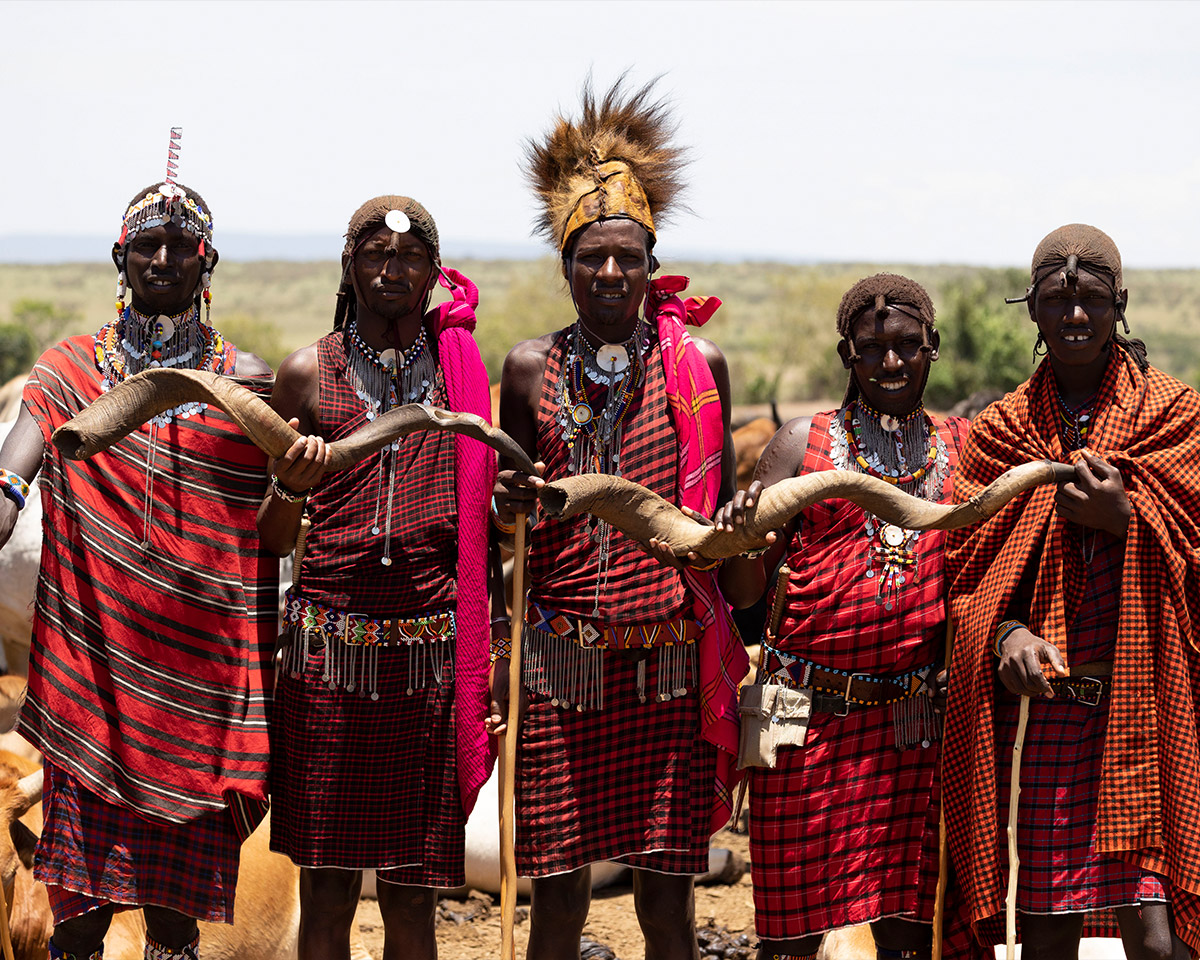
[737, 682, 812, 769]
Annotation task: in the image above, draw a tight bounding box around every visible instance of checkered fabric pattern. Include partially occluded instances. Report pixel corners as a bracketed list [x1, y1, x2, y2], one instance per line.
[526, 327, 688, 624]
[297, 332, 458, 618]
[515, 649, 716, 876]
[943, 350, 1200, 953]
[747, 412, 964, 940]
[36, 763, 240, 924]
[269, 633, 465, 886]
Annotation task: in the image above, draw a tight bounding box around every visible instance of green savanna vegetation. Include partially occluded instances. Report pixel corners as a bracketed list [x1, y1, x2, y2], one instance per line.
[2, 260, 1197, 408]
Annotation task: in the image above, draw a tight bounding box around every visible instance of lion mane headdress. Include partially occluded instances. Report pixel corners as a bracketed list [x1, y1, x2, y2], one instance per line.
[525, 75, 687, 254]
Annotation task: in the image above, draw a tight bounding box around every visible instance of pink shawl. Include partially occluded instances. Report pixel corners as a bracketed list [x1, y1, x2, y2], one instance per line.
[647, 275, 748, 834]
[430, 267, 497, 814]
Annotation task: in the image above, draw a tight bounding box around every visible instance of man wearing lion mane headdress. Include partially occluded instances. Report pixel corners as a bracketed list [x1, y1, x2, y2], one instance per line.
[490, 77, 746, 959]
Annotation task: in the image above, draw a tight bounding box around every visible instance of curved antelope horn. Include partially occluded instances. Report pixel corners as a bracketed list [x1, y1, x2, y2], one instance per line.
[14, 769, 42, 814]
[539, 460, 1075, 561]
[52, 369, 537, 475]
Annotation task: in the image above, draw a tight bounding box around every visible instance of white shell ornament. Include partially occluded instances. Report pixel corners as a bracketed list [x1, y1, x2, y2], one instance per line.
[880, 523, 907, 547]
[378, 348, 398, 371]
[154, 315, 176, 340]
[880, 414, 902, 432]
[595, 345, 630, 374]
[385, 209, 411, 234]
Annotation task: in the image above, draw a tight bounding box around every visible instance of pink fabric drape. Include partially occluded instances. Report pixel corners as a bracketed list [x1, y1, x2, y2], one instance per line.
[648, 275, 747, 834]
[430, 267, 497, 814]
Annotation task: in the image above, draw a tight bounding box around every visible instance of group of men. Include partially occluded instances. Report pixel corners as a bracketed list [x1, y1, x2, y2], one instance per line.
[0, 80, 1197, 960]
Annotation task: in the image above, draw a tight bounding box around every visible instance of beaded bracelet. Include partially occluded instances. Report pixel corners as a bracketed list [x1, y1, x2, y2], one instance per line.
[490, 496, 518, 536]
[489, 635, 512, 663]
[993, 619, 1025, 657]
[271, 474, 308, 504]
[0, 468, 30, 510]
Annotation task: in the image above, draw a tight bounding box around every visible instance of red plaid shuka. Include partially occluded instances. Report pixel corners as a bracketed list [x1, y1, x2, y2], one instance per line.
[526, 327, 687, 623]
[21, 336, 275, 828]
[943, 349, 1200, 953]
[515, 650, 716, 877]
[750, 411, 966, 940]
[269, 333, 467, 884]
[36, 764, 242, 924]
[297, 332, 457, 616]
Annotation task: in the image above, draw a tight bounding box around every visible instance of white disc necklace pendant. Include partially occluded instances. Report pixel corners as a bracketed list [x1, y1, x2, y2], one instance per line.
[378, 348, 398, 371]
[880, 413, 902, 433]
[595, 344, 630, 374]
[154, 315, 176, 340]
[880, 523, 906, 547]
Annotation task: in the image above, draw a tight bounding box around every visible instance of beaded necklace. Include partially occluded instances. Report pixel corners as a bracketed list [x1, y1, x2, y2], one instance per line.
[831, 400, 948, 611]
[555, 317, 651, 615]
[1055, 385, 1094, 451]
[343, 320, 438, 566]
[344, 319, 435, 420]
[94, 305, 225, 426]
[93, 304, 228, 551]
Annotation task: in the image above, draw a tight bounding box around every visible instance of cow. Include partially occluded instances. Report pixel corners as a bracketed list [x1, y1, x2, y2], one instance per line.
[0, 418, 38, 678]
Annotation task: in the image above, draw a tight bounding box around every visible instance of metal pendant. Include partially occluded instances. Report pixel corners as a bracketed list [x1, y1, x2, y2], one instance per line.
[595, 344, 630, 374]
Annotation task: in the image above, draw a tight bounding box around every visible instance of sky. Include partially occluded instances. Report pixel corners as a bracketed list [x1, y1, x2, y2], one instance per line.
[2, 0, 1199, 266]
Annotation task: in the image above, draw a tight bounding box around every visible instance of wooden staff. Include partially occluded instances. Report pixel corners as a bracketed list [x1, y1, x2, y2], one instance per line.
[931, 614, 954, 960]
[499, 514, 527, 960]
[1005, 695, 1031, 960]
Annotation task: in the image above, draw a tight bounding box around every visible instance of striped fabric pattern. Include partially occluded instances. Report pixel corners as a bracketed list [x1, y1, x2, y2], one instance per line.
[21, 336, 276, 826]
[943, 349, 1200, 953]
[526, 327, 688, 624]
[749, 411, 965, 940]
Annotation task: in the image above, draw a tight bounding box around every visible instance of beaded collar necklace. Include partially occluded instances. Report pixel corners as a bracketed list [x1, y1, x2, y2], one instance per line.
[94, 305, 225, 426]
[842, 401, 938, 486]
[344, 319, 435, 420]
[832, 400, 948, 611]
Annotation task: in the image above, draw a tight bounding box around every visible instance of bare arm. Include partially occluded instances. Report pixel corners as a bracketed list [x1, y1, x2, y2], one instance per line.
[717, 416, 812, 609]
[0, 404, 45, 551]
[256, 345, 330, 557]
[492, 337, 551, 522]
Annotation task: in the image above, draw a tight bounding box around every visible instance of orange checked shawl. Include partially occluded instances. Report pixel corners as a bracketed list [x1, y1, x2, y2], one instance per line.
[942, 349, 1200, 952]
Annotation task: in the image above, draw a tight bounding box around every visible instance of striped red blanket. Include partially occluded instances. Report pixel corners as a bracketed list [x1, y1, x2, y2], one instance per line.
[21, 336, 276, 828]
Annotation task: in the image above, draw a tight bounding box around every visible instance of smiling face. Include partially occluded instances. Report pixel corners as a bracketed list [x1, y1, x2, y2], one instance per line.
[1030, 266, 1122, 381]
[349, 225, 435, 326]
[839, 307, 939, 417]
[115, 222, 208, 316]
[566, 219, 654, 341]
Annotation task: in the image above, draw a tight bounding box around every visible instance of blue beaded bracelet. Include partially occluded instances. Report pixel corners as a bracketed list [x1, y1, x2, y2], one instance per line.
[0, 467, 30, 510]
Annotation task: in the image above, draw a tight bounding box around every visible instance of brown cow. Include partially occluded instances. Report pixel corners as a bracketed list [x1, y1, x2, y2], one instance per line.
[732, 417, 779, 492]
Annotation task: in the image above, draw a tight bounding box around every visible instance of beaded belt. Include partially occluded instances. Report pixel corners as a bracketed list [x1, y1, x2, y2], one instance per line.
[281, 589, 455, 698]
[761, 643, 935, 712]
[284, 589, 454, 647]
[525, 600, 700, 649]
[522, 602, 700, 711]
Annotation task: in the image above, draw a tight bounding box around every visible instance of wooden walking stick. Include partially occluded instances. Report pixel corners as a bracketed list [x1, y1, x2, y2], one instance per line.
[931, 613, 954, 960]
[499, 513, 527, 960]
[1005, 695, 1031, 960]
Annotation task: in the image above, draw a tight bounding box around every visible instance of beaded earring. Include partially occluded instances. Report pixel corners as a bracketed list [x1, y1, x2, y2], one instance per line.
[114, 271, 127, 321]
[201, 272, 212, 325]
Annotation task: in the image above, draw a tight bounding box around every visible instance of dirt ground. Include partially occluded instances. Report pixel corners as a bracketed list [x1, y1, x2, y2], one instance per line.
[354, 828, 759, 960]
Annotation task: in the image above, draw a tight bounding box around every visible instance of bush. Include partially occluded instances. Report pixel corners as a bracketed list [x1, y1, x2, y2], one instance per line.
[0, 325, 36, 383]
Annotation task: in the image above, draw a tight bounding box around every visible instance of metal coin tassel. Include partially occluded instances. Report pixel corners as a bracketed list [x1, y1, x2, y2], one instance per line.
[344, 321, 435, 565]
[555, 319, 649, 616]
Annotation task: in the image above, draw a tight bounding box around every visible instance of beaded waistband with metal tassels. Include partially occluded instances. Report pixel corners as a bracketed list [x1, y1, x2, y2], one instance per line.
[281, 589, 455, 699]
[521, 601, 700, 712]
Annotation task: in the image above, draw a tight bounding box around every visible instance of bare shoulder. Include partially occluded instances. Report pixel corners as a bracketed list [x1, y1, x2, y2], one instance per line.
[501, 334, 557, 394]
[274, 343, 320, 390]
[756, 416, 815, 485]
[691, 335, 727, 370]
[233, 350, 273, 379]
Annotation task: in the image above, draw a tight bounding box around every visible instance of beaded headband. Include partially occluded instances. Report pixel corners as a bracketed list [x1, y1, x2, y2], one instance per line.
[116, 129, 214, 254]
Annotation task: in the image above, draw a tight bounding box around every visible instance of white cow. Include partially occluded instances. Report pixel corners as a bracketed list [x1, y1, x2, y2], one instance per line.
[0, 417, 39, 677]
